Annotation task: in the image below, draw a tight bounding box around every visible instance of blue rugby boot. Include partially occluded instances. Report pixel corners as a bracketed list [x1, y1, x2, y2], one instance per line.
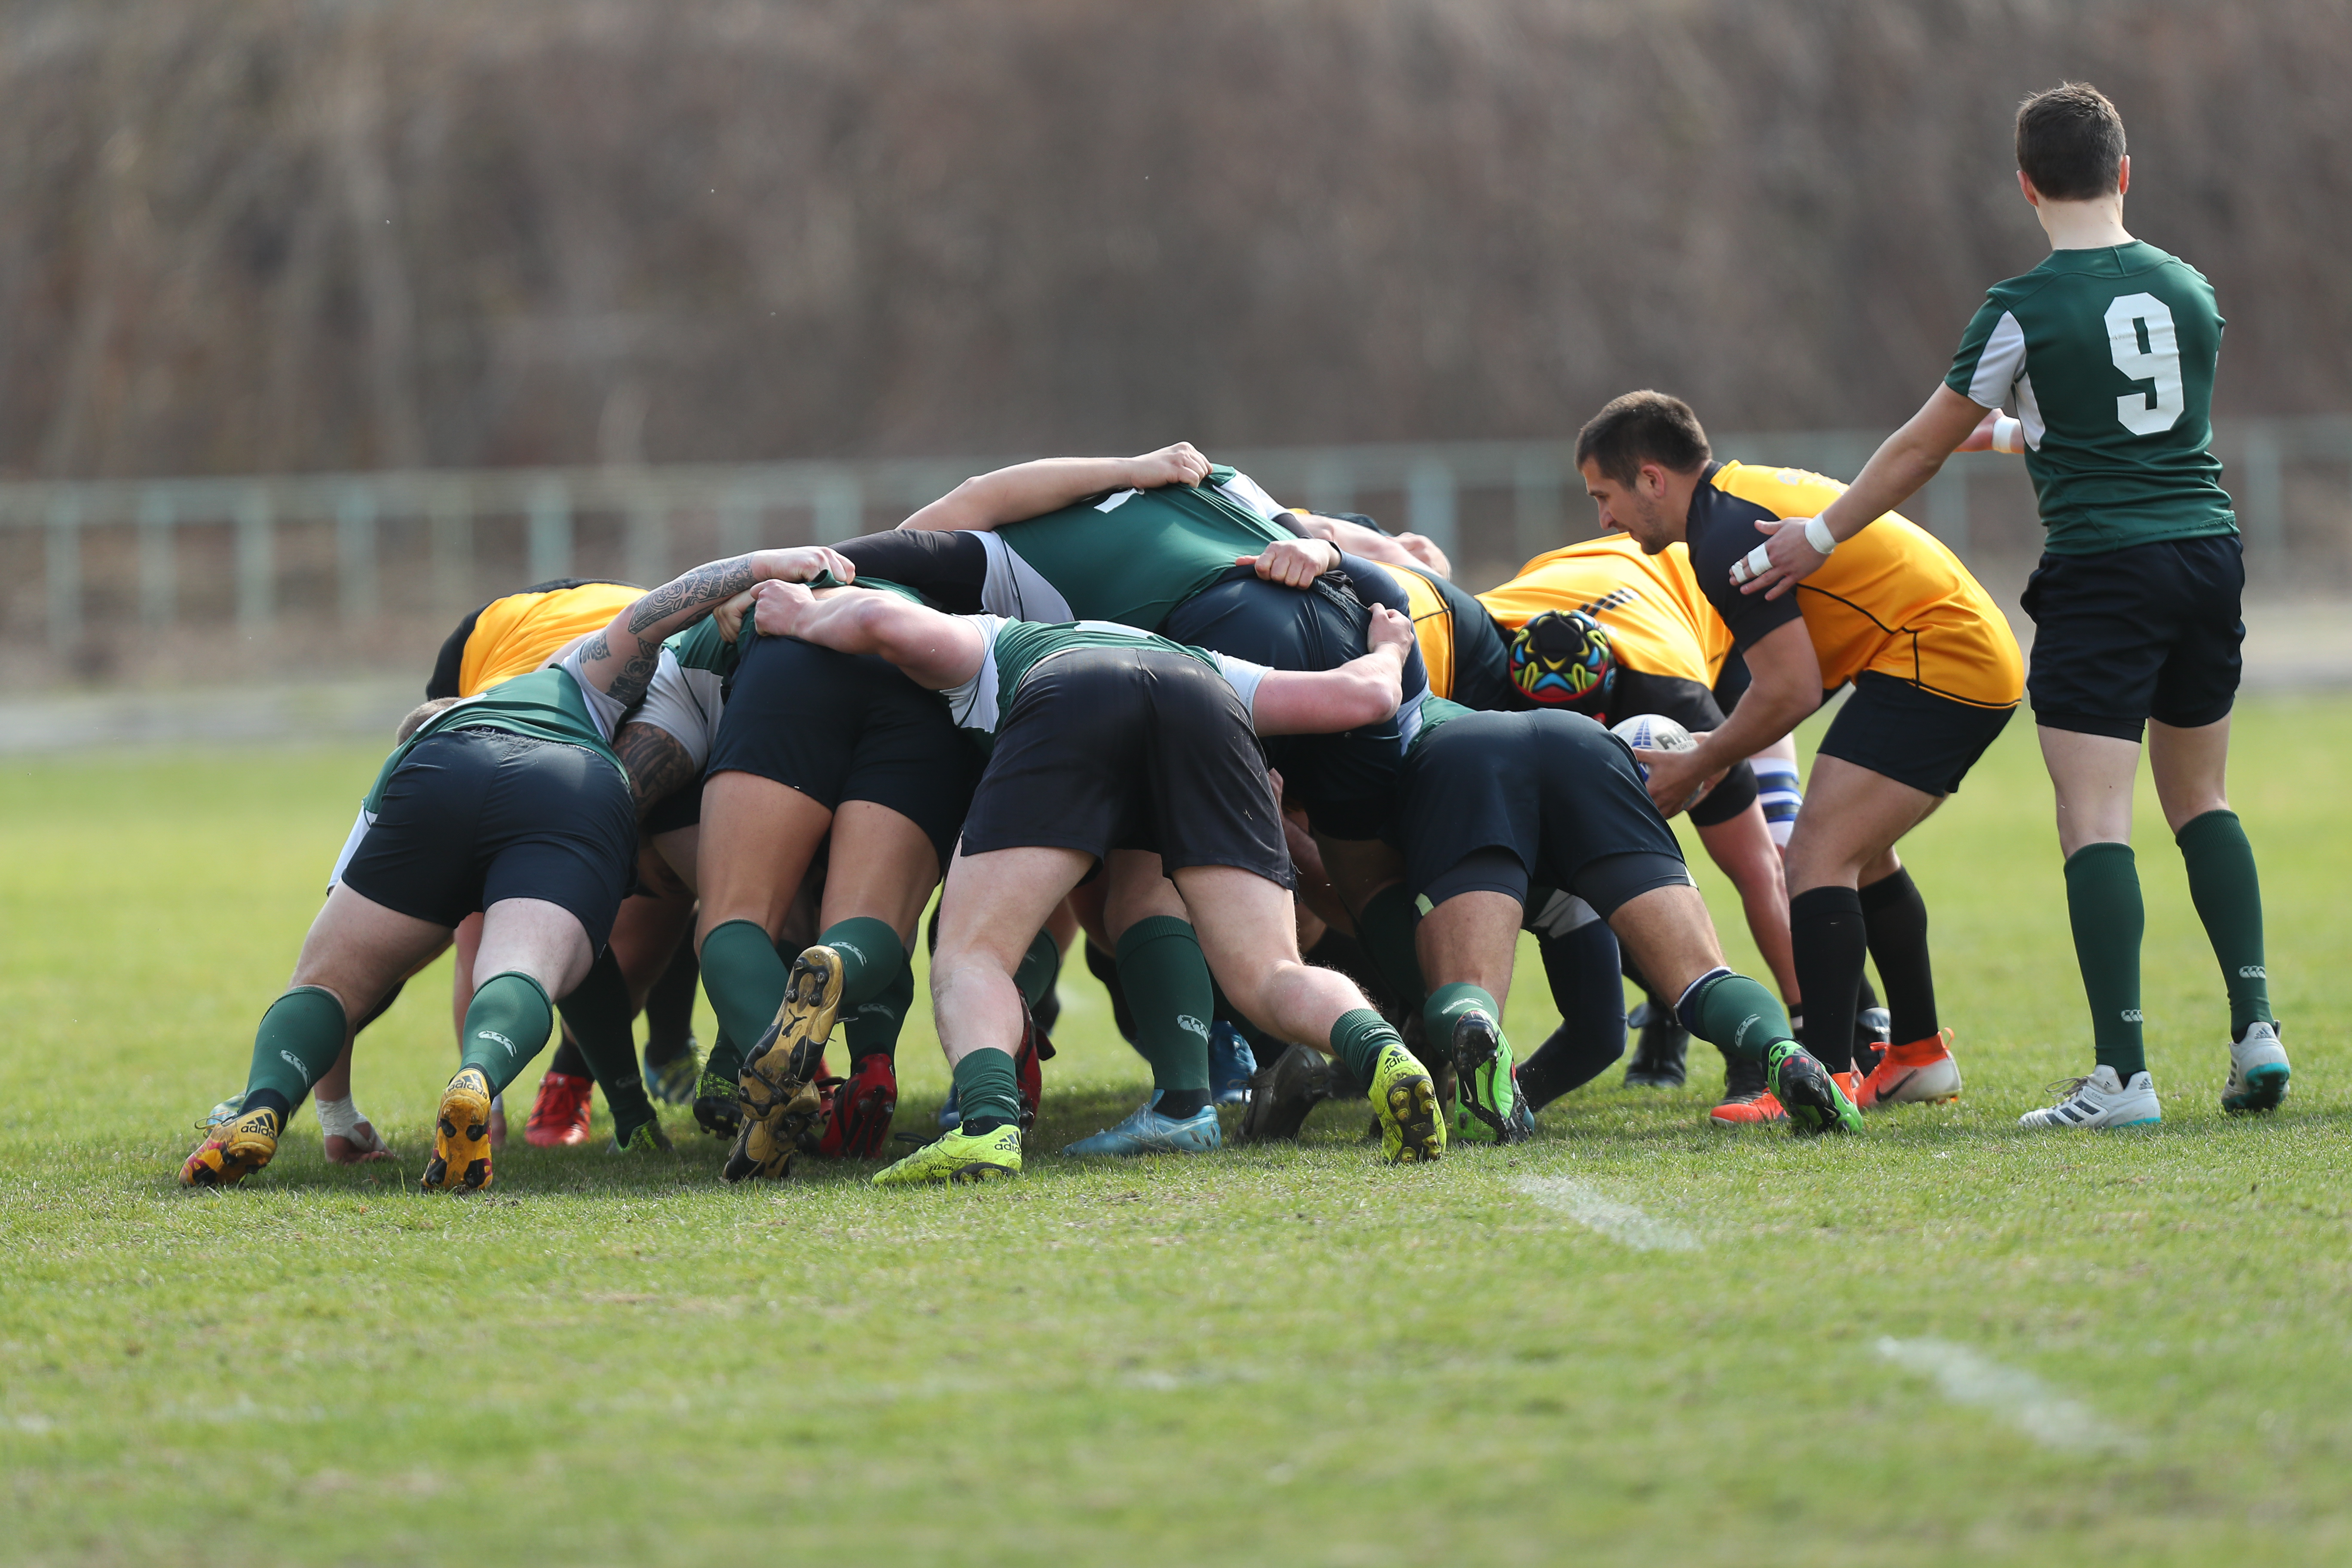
[1062, 1094, 1223, 1157]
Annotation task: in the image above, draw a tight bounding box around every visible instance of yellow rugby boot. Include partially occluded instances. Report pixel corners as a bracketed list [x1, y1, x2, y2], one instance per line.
[872, 1123, 1023, 1187]
[422, 1068, 496, 1193]
[179, 1106, 282, 1188]
[1369, 1041, 1445, 1163]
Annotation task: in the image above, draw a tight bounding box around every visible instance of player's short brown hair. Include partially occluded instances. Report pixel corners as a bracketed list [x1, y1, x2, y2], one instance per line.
[2015, 83, 2126, 202]
[1574, 392, 1712, 486]
[396, 696, 462, 743]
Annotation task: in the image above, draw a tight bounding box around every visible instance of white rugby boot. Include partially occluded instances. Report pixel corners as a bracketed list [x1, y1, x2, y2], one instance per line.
[2018, 1065, 2162, 1130]
[2220, 1021, 2291, 1115]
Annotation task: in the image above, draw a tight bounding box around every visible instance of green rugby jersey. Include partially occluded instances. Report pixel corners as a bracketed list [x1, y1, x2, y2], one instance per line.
[361, 659, 626, 815]
[943, 616, 1271, 756]
[1946, 241, 2236, 555]
[990, 466, 1293, 630]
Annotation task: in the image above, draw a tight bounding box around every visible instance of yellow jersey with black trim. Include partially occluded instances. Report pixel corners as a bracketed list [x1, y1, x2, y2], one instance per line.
[426, 579, 643, 700]
[1477, 533, 1734, 687]
[1684, 462, 2021, 708]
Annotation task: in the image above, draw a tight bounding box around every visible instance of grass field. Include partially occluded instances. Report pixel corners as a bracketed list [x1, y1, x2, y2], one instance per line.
[3, 696, 2348, 1566]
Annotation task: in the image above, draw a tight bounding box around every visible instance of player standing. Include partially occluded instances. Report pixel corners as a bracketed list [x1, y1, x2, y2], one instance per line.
[1740, 83, 2286, 1127]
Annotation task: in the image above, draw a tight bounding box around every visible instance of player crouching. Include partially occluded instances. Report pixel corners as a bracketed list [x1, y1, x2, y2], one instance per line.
[179, 545, 855, 1192]
[1396, 696, 1861, 1139]
[747, 579, 1442, 1179]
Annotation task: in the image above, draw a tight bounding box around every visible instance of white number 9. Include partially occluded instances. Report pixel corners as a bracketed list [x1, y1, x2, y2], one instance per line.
[2105, 293, 2185, 436]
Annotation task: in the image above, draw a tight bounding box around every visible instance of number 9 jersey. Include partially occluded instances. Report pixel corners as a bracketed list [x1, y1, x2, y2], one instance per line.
[1945, 239, 2237, 556]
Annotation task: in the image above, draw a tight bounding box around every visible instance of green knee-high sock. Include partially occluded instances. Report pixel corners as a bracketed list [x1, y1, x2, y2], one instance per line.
[554, 947, 657, 1143]
[243, 987, 349, 1115]
[952, 1048, 1024, 1135]
[2064, 843, 2146, 1081]
[1673, 971, 1797, 1065]
[1014, 929, 1064, 1011]
[817, 916, 907, 1008]
[2175, 809, 2274, 1036]
[1329, 1007, 1406, 1087]
[1115, 916, 1213, 1093]
[1355, 884, 1428, 1017]
[699, 919, 789, 1081]
[845, 961, 916, 1064]
[460, 972, 557, 1095]
[1423, 982, 1502, 1047]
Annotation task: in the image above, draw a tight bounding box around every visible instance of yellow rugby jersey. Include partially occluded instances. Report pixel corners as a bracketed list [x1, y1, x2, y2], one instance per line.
[1477, 533, 1735, 687]
[1687, 462, 2022, 708]
[426, 579, 643, 700]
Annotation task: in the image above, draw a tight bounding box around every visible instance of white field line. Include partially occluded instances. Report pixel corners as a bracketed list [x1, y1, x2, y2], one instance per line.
[1874, 1337, 2140, 1455]
[1515, 1176, 1702, 1253]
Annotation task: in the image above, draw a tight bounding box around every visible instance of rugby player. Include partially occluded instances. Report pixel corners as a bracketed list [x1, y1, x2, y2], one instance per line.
[178, 544, 853, 1191]
[747, 579, 1444, 1179]
[1575, 391, 2024, 1121]
[1395, 694, 1862, 1139]
[833, 444, 1442, 1150]
[1738, 83, 2286, 1127]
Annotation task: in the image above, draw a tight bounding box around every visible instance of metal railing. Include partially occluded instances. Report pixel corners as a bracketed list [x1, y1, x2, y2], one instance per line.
[6, 417, 2349, 655]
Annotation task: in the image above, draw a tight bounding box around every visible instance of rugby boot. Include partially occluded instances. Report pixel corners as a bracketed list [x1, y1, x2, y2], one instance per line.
[524, 1070, 595, 1148]
[180, 1105, 282, 1188]
[808, 1054, 900, 1159]
[1857, 1029, 1963, 1109]
[692, 1072, 743, 1140]
[1063, 1095, 1223, 1156]
[1767, 1041, 1862, 1137]
[1854, 1005, 1893, 1080]
[2220, 1020, 2290, 1115]
[422, 1068, 497, 1193]
[1621, 1001, 1690, 1088]
[1013, 996, 1047, 1129]
[873, 1122, 1023, 1186]
[2019, 1066, 2162, 1130]
[1451, 1010, 1530, 1146]
[610, 1118, 674, 1155]
[1708, 1050, 1784, 1126]
[1235, 1042, 1333, 1145]
[1210, 1021, 1259, 1106]
[738, 945, 847, 1128]
[723, 1079, 821, 1182]
[643, 1036, 701, 1106]
[1368, 1040, 1446, 1164]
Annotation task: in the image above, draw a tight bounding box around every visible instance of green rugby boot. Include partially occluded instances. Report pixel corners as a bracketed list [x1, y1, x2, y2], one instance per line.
[692, 1072, 743, 1139]
[873, 1123, 1023, 1186]
[1450, 1010, 1530, 1145]
[1767, 1040, 1862, 1137]
[1369, 1041, 1445, 1163]
[609, 1118, 674, 1156]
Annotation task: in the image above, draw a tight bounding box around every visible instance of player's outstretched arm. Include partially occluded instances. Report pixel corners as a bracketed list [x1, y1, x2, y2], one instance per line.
[1737, 384, 1990, 600]
[748, 580, 987, 692]
[1289, 513, 1453, 579]
[577, 546, 854, 707]
[1249, 605, 1413, 736]
[897, 444, 1211, 532]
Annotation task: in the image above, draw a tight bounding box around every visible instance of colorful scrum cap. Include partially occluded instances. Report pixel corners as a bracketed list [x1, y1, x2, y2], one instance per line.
[1508, 609, 1615, 708]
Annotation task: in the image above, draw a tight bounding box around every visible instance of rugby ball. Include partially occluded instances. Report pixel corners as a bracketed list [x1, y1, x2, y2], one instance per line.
[1609, 713, 1696, 760]
[1609, 713, 1711, 812]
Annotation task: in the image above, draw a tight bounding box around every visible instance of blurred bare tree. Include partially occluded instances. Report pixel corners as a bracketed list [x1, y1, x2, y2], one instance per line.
[2, 0, 2344, 478]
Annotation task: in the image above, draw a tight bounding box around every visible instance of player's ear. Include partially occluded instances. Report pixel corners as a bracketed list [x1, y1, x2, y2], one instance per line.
[2016, 168, 2038, 206]
[2115, 155, 2129, 197]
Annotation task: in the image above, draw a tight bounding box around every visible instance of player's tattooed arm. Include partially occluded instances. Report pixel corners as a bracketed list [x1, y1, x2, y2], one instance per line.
[576, 546, 853, 704]
[613, 720, 701, 820]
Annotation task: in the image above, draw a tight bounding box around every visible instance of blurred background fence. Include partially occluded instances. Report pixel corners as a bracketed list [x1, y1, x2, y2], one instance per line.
[7, 417, 2351, 687]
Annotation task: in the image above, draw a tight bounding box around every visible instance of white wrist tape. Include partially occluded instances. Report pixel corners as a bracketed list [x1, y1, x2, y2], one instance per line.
[1803, 514, 1837, 555]
[314, 1095, 369, 1139]
[1991, 413, 2024, 454]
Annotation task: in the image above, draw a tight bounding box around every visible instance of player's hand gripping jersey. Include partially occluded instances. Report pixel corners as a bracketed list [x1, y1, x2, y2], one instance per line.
[427, 579, 643, 698]
[1948, 240, 2236, 554]
[1684, 462, 2023, 709]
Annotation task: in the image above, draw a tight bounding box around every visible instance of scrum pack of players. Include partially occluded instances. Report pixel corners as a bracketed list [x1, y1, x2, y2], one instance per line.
[180, 82, 2287, 1192]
